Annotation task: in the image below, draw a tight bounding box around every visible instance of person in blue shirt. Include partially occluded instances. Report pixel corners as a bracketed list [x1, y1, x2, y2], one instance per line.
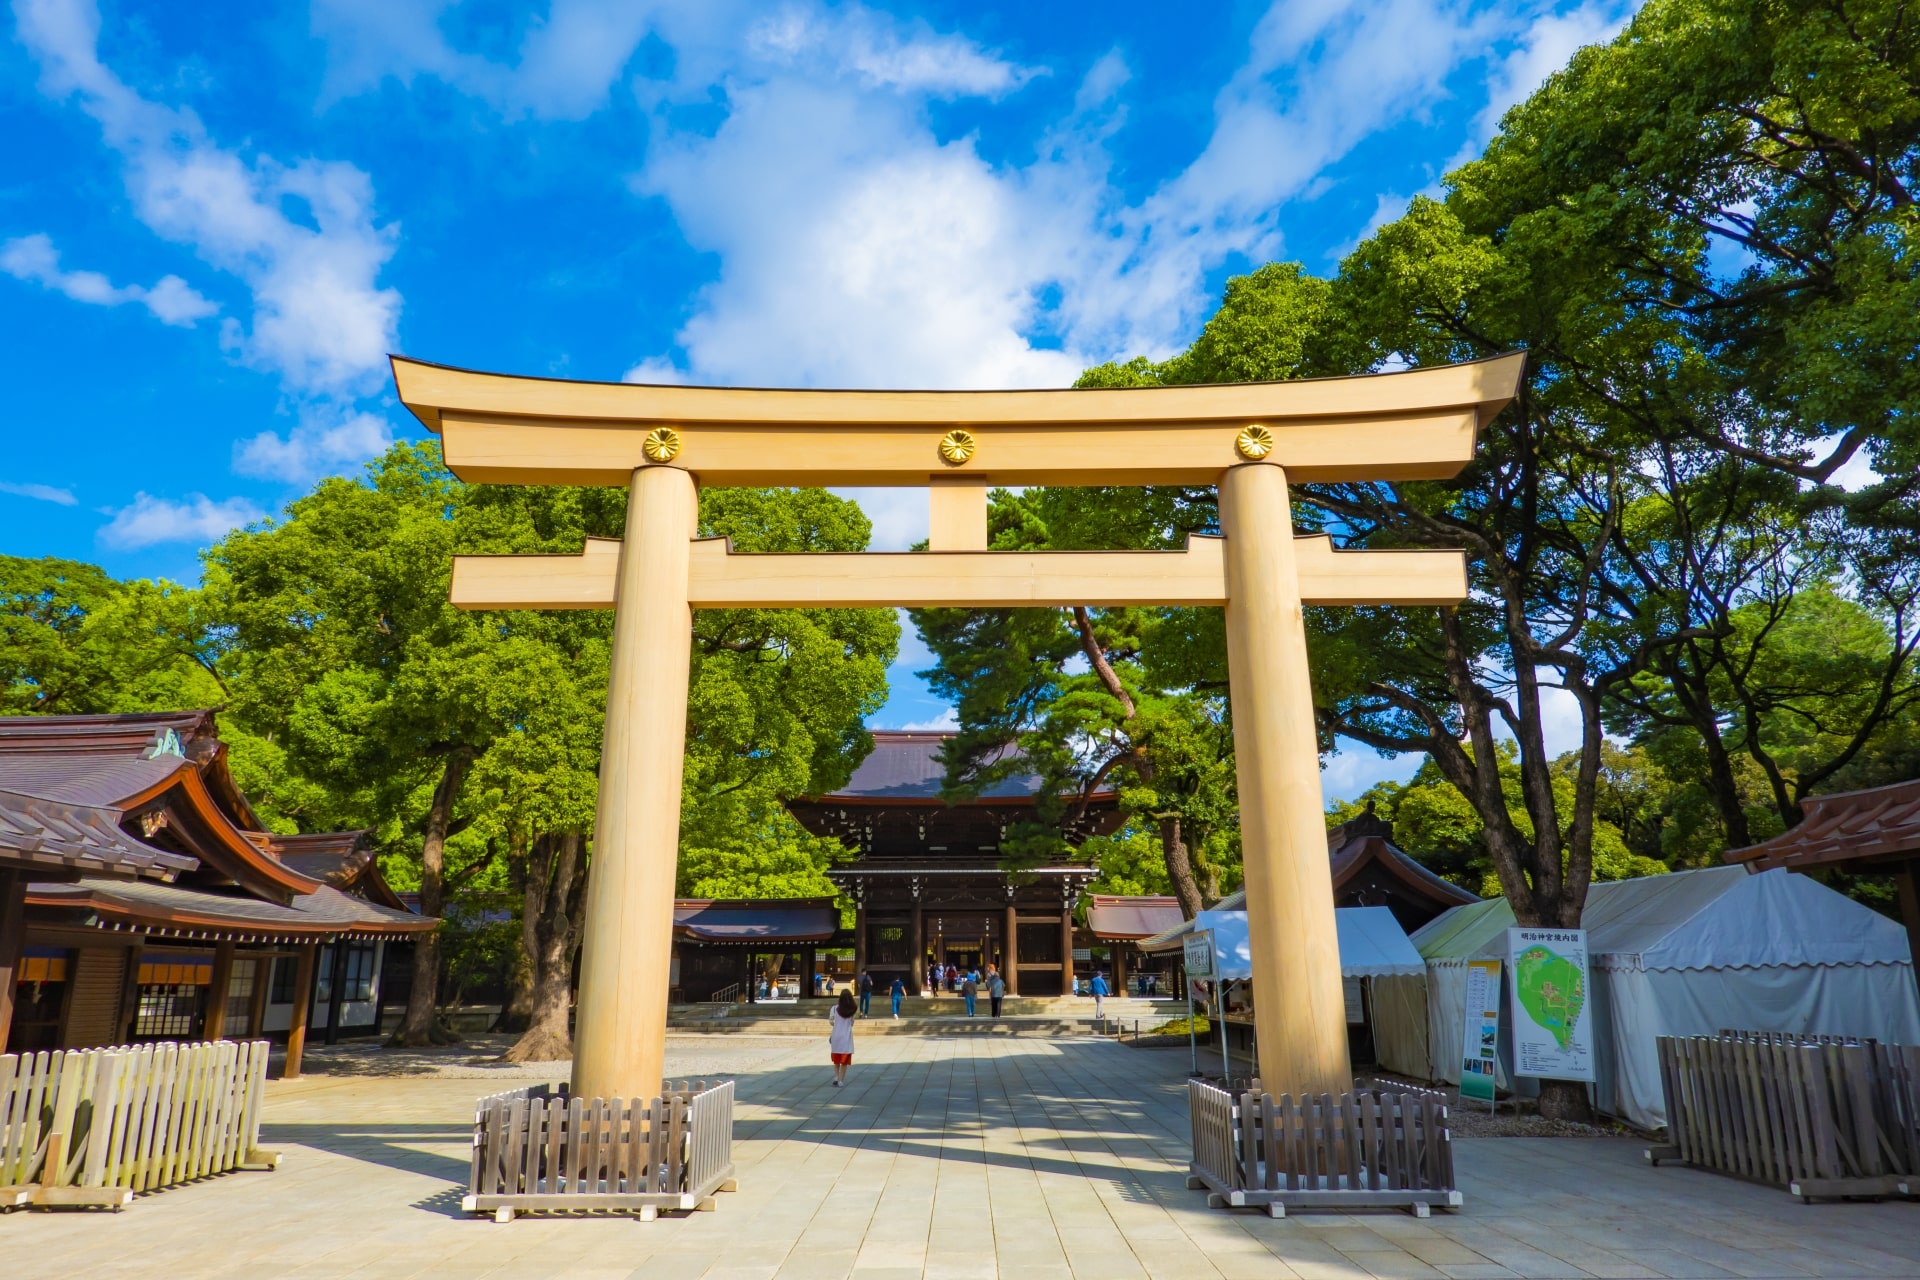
[1090, 970, 1110, 1019]
[890, 974, 906, 1018]
[961, 971, 978, 1017]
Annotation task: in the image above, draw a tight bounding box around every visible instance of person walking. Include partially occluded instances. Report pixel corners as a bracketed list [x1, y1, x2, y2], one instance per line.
[858, 969, 873, 1016]
[1090, 969, 1109, 1020]
[890, 974, 906, 1018]
[961, 971, 978, 1017]
[828, 989, 857, 1087]
[986, 966, 1006, 1017]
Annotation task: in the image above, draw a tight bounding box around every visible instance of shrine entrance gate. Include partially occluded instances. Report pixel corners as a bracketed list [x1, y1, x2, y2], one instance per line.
[392, 352, 1524, 1104]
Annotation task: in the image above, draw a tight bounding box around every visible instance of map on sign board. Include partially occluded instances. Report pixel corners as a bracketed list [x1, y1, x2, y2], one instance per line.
[1506, 928, 1595, 1081]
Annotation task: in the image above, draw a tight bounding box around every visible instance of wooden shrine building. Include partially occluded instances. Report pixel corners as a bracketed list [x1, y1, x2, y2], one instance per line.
[0, 711, 434, 1072]
[786, 731, 1121, 996]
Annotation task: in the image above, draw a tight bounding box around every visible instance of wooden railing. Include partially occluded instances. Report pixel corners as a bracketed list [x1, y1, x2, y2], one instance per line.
[465, 1078, 737, 1221]
[1, 1040, 278, 1209]
[1649, 1033, 1920, 1200]
[1187, 1078, 1460, 1218]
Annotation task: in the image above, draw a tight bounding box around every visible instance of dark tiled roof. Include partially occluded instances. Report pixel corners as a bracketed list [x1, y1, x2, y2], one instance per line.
[672, 897, 840, 944]
[1085, 895, 1186, 939]
[1726, 778, 1920, 870]
[29, 876, 434, 938]
[0, 753, 187, 809]
[827, 731, 1043, 800]
[0, 710, 222, 759]
[0, 788, 195, 880]
[246, 830, 373, 885]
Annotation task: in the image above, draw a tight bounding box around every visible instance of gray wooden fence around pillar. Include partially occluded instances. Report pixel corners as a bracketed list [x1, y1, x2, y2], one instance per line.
[1187, 1078, 1461, 1218]
[1648, 1032, 1920, 1200]
[464, 1078, 737, 1221]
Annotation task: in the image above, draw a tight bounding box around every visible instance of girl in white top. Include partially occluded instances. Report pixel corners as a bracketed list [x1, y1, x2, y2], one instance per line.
[828, 988, 857, 1087]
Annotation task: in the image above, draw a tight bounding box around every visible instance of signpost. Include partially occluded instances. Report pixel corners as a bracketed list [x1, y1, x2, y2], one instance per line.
[1506, 928, 1595, 1083]
[1460, 959, 1501, 1108]
[1184, 929, 1214, 1079]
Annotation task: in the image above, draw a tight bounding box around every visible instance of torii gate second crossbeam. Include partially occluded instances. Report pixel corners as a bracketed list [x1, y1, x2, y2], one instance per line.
[394, 352, 1525, 1104]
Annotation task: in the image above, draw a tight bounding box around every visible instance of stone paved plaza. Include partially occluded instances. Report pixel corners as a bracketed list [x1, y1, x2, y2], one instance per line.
[6, 1033, 1917, 1280]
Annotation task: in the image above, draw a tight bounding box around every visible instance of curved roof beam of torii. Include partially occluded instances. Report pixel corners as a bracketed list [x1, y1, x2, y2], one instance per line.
[392, 352, 1526, 489]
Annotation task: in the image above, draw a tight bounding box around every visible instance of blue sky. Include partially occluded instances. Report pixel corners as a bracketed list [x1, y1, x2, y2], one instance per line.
[2, 0, 1638, 799]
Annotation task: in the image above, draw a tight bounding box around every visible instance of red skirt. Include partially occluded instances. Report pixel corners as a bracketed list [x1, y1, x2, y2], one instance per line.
[831, 1052, 852, 1066]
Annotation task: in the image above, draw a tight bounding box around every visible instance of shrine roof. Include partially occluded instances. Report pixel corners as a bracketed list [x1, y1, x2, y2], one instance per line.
[673, 897, 840, 944]
[1085, 895, 1186, 940]
[0, 787, 195, 881]
[1725, 778, 1920, 871]
[28, 876, 434, 941]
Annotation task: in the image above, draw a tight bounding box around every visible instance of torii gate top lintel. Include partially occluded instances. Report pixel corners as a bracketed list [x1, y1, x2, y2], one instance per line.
[392, 351, 1524, 489]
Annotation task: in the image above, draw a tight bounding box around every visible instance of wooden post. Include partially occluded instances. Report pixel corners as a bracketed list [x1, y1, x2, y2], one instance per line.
[204, 938, 237, 1040]
[1897, 860, 1920, 1011]
[247, 954, 272, 1037]
[0, 869, 25, 1055]
[323, 939, 350, 1045]
[1218, 462, 1353, 1099]
[853, 900, 867, 979]
[910, 901, 924, 995]
[1004, 901, 1019, 996]
[282, 943, 317, 1079]
[1060, 902, 1075, 995]
[801, 946, 818, 998]
[117, 938, 146, 1043]
[572, 465, 697, 1103]
[1113, 941, 1128, 994]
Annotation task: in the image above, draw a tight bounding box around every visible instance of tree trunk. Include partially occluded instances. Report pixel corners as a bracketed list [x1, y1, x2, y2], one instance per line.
[1158, 815, 1204, 917]
[392, 748, 473, 1047]
[1537, 1078, 1594, 1123]
[496, 832, 535, 1034]
[504, 832, 589, 1063]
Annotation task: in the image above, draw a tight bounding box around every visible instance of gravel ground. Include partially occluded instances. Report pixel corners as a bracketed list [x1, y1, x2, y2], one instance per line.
[1358, 1071, 1640, 1138]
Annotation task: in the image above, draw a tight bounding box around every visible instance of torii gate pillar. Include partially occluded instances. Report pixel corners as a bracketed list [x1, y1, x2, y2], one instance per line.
[1220, 463, 1350, 1096]
[571, 465, 697, 1103]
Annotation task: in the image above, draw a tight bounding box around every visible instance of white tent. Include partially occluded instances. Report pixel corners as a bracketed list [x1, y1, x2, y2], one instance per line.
[1187, 905, 1425, 980]
[1388, 866, 1920, 1129]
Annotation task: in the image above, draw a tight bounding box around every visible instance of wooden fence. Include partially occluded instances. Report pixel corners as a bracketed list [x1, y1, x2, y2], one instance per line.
[1649, 1033, 1920, 1200]
[1, 1040, 278, 1210]
[1187, 1078, 1460, 1218]
[464, 1078, 736, 1221]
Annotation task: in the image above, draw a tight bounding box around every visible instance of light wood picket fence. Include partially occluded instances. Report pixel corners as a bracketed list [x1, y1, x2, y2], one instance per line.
[465, 1078, 736, 1221]
[1188, 1078, 1461, 1218]
[0, 1040, 279, 1210]
[1648, 1033, 1920, 1201]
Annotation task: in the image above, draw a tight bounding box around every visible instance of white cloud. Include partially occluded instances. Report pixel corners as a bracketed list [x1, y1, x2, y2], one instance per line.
[98, 492, 267, 550]
[896, 709, 959, 732]
[1320, 747, 1425, 806]
[16, 0, 402, 397]
[311, 0, 664, 120]
[0, 480, 78, 505]
[748, 5, 1042, 98]
[233, 409, 394, 483]
[1, 232, 216, 326]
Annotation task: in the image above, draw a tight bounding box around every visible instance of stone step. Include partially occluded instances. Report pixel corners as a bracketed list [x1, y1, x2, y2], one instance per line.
[665, 1014, 1147, 1037]
[674, 995, 1176, 1020]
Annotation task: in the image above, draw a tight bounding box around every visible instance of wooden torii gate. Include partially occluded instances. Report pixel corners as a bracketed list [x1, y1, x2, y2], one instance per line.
[393, 352, 1524, 1103]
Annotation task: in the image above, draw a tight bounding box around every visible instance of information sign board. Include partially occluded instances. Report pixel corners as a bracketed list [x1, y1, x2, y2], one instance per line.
[1459, 959, 1500, 1104]
[1183, 929, 1215, 979]
[1506, 927, 1595, 1081]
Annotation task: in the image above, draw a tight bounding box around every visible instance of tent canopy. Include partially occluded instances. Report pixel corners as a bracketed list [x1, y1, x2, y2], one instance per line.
[1409, 866, 1915, 971]
[1185, 905, 1424, 980]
